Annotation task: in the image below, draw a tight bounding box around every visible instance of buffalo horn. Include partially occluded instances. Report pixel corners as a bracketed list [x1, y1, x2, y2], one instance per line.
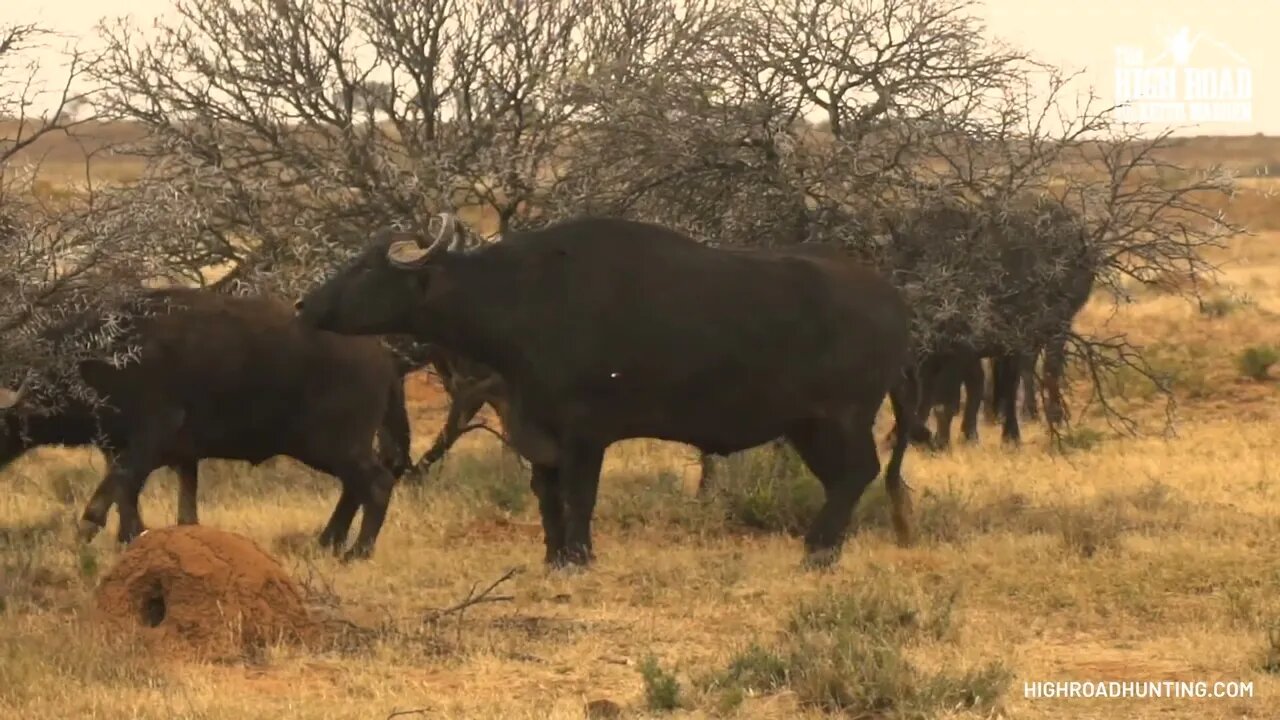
[386, 212, 464, 269]
[0, 379, 30, 410]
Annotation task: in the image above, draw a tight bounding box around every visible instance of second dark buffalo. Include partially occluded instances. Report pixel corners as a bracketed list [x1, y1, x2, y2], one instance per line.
[0, 288, 410, 560]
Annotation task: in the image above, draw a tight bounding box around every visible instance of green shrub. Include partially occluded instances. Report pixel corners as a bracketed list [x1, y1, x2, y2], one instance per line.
[639, 655, 684, 712]
[1238, 345, 1279, 381]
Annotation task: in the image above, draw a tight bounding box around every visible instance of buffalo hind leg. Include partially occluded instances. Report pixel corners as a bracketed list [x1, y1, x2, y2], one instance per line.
[787, 414, 881, 570]
[931, 360, 964, 451]
[696, 452, 717, 498]
[959, 357, 984, 444]
[911, 357, 940, 448]
[555, 442, 606, 568]
[340, 459, 397, 561]
[884, 380, 916, 547]
[1021, 354, 1040, 421]
[1043, 338, 1068, 427]
[885, 361, 933, 449]
[993, 355, 1022, 446]
[530, 463, 567, 565]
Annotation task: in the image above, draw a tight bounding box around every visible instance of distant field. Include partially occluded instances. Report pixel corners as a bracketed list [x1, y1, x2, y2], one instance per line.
[1, 125, 1280, 718]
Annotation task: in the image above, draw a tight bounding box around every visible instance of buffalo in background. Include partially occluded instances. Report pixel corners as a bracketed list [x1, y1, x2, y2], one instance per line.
[879, 197, 1097, 447]
[383, 199, 1097, 488]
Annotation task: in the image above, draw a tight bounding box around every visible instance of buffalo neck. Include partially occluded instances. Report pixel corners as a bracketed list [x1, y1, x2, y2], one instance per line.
[412, 252, 535, 386]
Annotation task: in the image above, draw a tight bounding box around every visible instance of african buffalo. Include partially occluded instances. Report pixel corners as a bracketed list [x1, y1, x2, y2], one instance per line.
[918, 353, 986, 449]
[0, 288, 409, 560]
[984, 355, 1037, 423]
[886, 198, 1096, 446]
[296, 213, 918, 569]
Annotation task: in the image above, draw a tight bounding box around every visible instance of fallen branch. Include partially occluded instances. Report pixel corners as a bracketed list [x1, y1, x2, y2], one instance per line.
[423, 566, 521, 626]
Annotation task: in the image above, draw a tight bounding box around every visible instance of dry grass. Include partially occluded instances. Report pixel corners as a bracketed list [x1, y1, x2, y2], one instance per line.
[3, 134, 1280, 718]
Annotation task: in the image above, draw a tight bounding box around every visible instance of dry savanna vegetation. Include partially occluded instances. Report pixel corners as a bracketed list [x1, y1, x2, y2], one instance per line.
[3, 1, 1280, 718]
[1, 142, 1278, 719]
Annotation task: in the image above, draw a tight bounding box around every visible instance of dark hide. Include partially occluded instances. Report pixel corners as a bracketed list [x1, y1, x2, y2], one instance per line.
[297, 215, 917, 569]
[0, 288, 409, 560]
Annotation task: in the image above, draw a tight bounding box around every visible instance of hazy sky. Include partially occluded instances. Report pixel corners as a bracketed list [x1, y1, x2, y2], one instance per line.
[7, 0, 1275, 135]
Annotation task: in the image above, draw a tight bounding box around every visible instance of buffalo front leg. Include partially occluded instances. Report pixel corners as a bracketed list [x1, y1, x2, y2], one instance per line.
[318, 483, 361, 554]
[787, 415, 881, 570]
[78, 453, 120, 542]
[932, 406, 955, 450]
[555, 443, 606, 568]
[341, 460, 397, 562]
[176, 459, 200, 525]
[112, 459, 156, 545]
[409, 393, 485, 480]
[530, 463, 567, 565]
[114, 405, 184, 544]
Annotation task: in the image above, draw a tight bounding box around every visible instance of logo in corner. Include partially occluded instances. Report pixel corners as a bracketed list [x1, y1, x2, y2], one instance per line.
[1113, 25, 1253, 125]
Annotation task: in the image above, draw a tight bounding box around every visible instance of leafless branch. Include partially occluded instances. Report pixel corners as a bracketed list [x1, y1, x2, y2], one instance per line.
[423, 566, 521, 626]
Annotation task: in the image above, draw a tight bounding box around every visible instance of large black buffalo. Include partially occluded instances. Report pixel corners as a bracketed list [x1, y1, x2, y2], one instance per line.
[296, 213, 918, 569]
[0, 288, 410, 560]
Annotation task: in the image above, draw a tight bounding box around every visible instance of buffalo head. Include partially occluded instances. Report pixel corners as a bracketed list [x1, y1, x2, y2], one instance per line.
[296, 213, 471, 336]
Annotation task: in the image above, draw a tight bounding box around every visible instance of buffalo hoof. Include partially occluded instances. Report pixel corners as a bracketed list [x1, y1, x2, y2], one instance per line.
[402, 464, 435, 484]
[116, 523, 146, 546]
[546, 546, 593, 570]
[76, 519, 103, 543]
[340, 545, 373, 563]
[316, 531, 347, 554]
[801, 546, 841, 571]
